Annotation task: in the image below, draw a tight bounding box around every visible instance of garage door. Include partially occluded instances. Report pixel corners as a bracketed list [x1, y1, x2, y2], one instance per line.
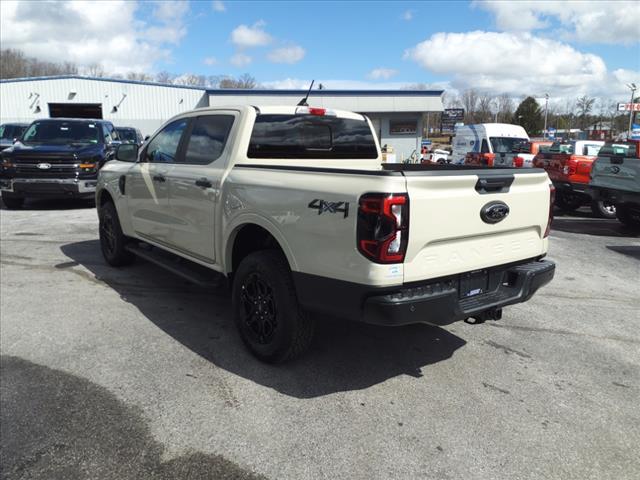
[48, 103, 103, 119]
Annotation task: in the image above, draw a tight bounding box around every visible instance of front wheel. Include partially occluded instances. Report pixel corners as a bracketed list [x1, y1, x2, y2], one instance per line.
[232, 250, 315, 363]
[616, 205, 640, 230]
[591, 200, 616, 219]
[98, 201, 135, 266]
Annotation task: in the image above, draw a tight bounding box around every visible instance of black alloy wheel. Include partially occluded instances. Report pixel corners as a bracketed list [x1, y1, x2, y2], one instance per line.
[240, 272, 278, 345]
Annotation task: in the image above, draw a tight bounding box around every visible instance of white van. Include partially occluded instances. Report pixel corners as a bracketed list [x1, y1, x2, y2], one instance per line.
[452, 123, 530, 165]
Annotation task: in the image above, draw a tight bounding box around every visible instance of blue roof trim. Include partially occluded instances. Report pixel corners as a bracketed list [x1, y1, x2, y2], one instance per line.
[0, 75, 443, 97]
[207, 89, 444, 96]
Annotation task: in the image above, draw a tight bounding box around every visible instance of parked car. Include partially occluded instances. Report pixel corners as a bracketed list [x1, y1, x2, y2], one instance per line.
[532, 140, 614, 218]
[454, 123, 529, 166]
[0, 118, 119, 209]
[96, 105, 555, 363]
[421, 148, 450, 164]
[115, 126, 144, 146]
[587, 140, 640, 229]
[0, 122, 29, 151]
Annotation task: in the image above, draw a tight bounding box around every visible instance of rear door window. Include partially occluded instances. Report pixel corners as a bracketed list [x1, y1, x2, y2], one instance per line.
[183, 115, 235, 164]
[248, 114, 377, 159]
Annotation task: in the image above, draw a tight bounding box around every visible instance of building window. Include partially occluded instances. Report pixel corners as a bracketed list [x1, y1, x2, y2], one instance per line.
[389, 120, 417, 135]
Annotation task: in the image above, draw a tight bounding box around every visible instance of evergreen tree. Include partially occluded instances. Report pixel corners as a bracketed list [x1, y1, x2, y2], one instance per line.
[514, 97, 543, 135]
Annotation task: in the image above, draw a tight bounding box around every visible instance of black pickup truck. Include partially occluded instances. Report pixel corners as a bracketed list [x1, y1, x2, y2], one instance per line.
[0, 118, 119, 209]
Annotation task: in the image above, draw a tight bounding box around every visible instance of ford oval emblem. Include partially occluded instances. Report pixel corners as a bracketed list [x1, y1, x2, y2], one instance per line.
[480, 201, 510, 224]
[37, 163, 52, 170]
[610, 166, 620, 174]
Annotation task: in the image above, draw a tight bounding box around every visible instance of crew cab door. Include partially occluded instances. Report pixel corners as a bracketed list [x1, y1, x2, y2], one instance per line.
[126, 118, 188, 244]
[167, 113, 236, 263]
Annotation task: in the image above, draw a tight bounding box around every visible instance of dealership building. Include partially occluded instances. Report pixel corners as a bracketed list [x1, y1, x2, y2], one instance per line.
[0, 75, 444, 159]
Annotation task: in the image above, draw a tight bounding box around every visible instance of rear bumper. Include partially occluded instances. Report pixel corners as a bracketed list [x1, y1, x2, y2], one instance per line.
[587, 186, 640, 206]
[0, 177, 97, 198]
[552, 180, 588, 195]
[293, 258, 555, 326]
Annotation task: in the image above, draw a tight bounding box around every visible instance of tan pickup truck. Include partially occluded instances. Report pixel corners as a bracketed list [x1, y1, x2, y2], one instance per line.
[96, 105, 555, 362]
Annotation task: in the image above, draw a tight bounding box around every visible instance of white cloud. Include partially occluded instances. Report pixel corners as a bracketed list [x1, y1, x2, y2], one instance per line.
[402, 31, 639, 98]
[203, 56, 217, 66]
[0, 0, 189, 74]
[367, 68, 399, 80]
[230, 20, 272, 48]
[230, 53, 252, 67]
[267, 45, 305, 64]
[475, 1, 640, 45]
[402, 10, 413, 21]
[212, 0, 225, 12]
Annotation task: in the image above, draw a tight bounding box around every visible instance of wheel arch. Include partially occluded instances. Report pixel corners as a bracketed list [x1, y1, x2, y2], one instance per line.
[224, 218, 297, 276]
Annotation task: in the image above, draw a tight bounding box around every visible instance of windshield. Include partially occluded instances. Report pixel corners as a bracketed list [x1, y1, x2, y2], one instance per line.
[0, 124, 27, 140]
[489, 137, 529, 154]
[598, 142, 639, 159]
[21, 121, 100, 145]
[116, 128, 138, 143]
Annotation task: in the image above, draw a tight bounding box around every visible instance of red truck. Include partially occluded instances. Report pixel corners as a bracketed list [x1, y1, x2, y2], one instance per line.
[532, 140, 615, 218]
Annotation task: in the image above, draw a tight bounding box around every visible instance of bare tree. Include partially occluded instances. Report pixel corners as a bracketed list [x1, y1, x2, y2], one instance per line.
[576, 95, 595, 129]
[155, 71, 175, 84]
[1, 48, 78, 79]
[174, 74, 207, 86]
[476, 93, 495, 123]
[461, 89, 479, 123]
[219, 73, 257, 89]
[495, 93, 514, 123]
[86, 63, 106, 78]
[126, 72, 153, 82]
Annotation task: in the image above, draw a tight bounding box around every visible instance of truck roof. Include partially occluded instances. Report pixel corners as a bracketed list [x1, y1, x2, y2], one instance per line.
[456, 123, 529, 138]
[187, 104, 367, 121]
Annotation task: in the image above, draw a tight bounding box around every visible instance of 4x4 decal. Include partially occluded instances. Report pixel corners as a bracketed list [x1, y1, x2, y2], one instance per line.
[308, 199, 350, 218]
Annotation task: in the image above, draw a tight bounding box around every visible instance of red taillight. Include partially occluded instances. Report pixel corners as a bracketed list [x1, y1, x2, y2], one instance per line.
[544, 184, 555, 238]
[357, 193, 409, 263]
[513, 156, 524, 168]
[483, 153, 496, 167]
[308, 107, 326, 116]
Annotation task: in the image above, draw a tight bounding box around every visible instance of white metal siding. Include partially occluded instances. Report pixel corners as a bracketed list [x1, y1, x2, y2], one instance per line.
[0, 78, 207, 137]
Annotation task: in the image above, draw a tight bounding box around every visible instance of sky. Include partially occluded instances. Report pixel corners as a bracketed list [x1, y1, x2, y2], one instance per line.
[1, 0, 639, 105]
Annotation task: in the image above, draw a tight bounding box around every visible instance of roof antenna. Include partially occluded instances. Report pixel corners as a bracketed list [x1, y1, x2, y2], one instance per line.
[297, 80, 315, 106]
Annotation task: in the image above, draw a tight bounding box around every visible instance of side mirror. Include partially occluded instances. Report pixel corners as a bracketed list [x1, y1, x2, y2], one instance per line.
[144, 135, 150, 142]
[116, 143, 138, 162]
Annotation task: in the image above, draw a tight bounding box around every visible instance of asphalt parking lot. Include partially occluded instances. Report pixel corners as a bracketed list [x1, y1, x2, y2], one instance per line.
[1, 199, 639, 480]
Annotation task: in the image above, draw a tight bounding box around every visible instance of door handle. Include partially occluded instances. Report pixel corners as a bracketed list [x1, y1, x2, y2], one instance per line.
[195, 177, 212, 188]
[152, 174, 166, 183]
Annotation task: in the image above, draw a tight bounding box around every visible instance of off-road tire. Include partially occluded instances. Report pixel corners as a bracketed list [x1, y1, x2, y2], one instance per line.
[1, 193, 24, 210]
[590, 200, 616, 219]
[616, 205, 640, 230]
[555, 193, 581, 212]
[98, 201, 135, 266]
[232, 250, 315, 363]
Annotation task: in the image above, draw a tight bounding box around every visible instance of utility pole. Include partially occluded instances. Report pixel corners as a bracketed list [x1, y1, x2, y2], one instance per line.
[543, 93, 549, 139]
[627, 83, 637, 138]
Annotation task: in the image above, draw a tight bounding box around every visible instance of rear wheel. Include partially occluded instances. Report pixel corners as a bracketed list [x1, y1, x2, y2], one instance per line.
[232, 250, 314, 363]
[1, 193, 24, 210]
[616, 205, 640, 230]
[555, 193, 582, 212]
[98, 201, 135, 266]
[591, 200, 616, 219]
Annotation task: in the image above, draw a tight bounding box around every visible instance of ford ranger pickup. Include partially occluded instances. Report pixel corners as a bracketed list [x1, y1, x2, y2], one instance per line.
[96, 105, 555, 363]
[587, 140, 640, 230]
[532, 140, 615, 218]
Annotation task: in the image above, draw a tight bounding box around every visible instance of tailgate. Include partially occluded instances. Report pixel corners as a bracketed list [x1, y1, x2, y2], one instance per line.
[403, 169, 550, 282]
[591, 156, 640, 193]
[539, 153, 571, 182]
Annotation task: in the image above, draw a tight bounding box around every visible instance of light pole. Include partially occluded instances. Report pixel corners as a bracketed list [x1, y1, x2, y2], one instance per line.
[543, 93, 549, 139]
[626, 83, 637, 138]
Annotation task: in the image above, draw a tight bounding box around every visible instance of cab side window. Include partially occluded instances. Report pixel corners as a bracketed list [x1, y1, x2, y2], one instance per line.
[183, 115, 235, 164]
[144, 119, 188, 163]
